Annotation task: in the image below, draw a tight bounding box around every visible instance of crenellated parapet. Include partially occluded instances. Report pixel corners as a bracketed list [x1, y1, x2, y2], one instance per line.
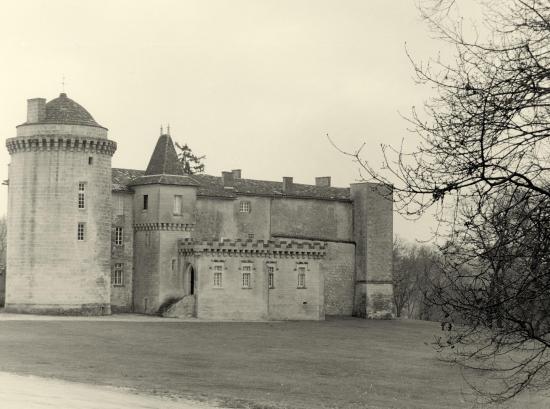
[134, 223, 194, 232]
[178, 238, 327, 259]
[6, 135, 117, 156]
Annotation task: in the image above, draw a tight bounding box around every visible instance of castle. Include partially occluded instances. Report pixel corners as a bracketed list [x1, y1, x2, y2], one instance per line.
[4, 93, 394, 320]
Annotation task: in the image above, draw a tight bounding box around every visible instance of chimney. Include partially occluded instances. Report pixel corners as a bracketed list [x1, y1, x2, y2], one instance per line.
[27, 98, 46, 123]
[315, 176, 331, 187]
[232, 169, 242, 179]
[282, 177, 293, 193]
[222, 171, 234, 188]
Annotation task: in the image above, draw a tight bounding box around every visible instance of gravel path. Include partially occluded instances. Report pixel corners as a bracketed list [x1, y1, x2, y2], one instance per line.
[0, 372, 224, 409]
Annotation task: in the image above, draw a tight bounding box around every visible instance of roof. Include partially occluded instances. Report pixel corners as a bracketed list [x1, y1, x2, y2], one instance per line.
[112, 168, 351, 201]
[145, 134, 183, 176]
[24, 93, 105, 128]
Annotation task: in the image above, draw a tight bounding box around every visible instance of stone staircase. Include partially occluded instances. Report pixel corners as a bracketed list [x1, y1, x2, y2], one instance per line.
[161, 295, 196, 318]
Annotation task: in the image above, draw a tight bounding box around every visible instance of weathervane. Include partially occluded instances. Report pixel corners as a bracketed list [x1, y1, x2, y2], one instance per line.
[61, 75, 65, 93]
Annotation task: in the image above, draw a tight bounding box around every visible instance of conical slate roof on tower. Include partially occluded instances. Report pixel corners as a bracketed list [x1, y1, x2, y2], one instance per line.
[145, 134, 184, 176]
[128, 133, 198, 187]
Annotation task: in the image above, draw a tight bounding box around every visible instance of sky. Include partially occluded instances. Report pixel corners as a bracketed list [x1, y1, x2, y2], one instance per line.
[0, 0, 481, 242]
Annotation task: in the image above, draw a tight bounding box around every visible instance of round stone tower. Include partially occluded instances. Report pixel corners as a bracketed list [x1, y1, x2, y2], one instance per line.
[5, 93, 117, 315]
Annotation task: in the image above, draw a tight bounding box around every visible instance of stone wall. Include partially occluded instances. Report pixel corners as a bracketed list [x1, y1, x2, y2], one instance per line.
[323, 242, 355, 316]
[5, 127, 115, 315]
[110, 192, 134, 312]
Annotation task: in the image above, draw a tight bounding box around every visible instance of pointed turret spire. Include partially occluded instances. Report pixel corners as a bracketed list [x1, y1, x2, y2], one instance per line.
[145, 133, 183, 176]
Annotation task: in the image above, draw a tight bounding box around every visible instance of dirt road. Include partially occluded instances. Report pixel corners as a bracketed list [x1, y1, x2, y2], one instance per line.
[0, 372, 223, 409]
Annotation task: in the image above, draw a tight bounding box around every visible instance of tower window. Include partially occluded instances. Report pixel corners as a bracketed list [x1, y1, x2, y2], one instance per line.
[173, 195, 183, 215]
[77, 223, 85, 241]
[297, 266, 306, 289]
[213, 264, 223, 288]
[88, 156, 93, 165]
[267, 265, 275, 289]
[239, 201, 251, 213]
[242, 264, 252, 288]
[112, 263, 124, 286]
[115, 227, 123, 246]
[143, 194, 148, 210]
[145, 231, 151, 247]
[171, 258, 176, 272]
[78, 182, 85, 209]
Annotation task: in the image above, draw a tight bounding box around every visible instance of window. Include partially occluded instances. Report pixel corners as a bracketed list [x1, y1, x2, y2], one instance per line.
[145, 231, 151, 247]
[213, 264, 223, 288]
[248, 233, 254, 239]
[171, 259, 176, 273]
[112, 263, 124, 286]
[239, 201, 251, 213]
[116, 196, 124, 215]
[173, 195, 183, 215]
[77, 223, 85, 241]
[88, 156, 93, 165]
[115, 227, 123, 246]
[297, 266, 306, 289]
[242, 264, 252, 288]
[143, 194, 148, 210]
[267, 265, 275, 289]
[78, 182, 85, 209]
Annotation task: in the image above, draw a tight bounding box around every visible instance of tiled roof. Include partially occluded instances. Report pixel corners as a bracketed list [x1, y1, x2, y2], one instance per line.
[22, 93, 105, 129]
[112, 168, 351, 201]
[128, 174, 199, 187]
[145, 134, 184, 176]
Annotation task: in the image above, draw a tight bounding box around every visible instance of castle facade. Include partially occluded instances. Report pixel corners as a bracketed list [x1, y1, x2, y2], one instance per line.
[4, 93, 394, 320]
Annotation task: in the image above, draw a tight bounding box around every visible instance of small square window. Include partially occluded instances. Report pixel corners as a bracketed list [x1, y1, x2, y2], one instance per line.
[112, 263, 124, 286]
[239, 201, 251, 213]
[248, 233, 254, 239]
[115, 227, 123, 246]
[77, 223, 85, 241]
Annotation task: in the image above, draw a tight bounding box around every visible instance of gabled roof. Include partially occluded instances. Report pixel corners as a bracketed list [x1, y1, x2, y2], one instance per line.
[112, 168, 351, 201]
[145, 134, 183, 176]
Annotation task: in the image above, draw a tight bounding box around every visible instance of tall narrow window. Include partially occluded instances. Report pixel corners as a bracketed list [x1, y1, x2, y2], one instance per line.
[242, 264, 252, 288]
[112, 263, 124, 286]
[77, 223, 85, 241]
[88, 156, 93, 165]
[78, 182, 85, 209]
[267, 265, 275, 289]
[173, 195, 183, 215]
[116, 196, 124, 215]
[213, 264, 223, 288]
[297, 266, 306, 289]
[115, 227, 123, 246]
[143, 194, 148, 210]
[145, 231, 151, 247]
[171, 259, 176, 272]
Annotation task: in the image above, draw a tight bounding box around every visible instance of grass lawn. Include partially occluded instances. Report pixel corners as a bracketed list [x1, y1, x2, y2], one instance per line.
[0, 316, 545, 409]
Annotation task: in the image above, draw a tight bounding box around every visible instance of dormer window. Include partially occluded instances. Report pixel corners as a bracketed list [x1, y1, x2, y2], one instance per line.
[239, 201, 251, 213]
[173, 195, 183, 215]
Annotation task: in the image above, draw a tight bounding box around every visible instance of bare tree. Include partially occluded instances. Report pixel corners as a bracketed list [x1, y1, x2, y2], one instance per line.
[335, 0, 550, 403]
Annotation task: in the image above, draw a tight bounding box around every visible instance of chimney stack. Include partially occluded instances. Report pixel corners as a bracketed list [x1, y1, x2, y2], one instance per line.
[315, 176, 331, 187]
[222, 171, 235, 188]
[27, 98, 46, 123]
[232, 169, 242, 179]
[282, 177, 293, 193]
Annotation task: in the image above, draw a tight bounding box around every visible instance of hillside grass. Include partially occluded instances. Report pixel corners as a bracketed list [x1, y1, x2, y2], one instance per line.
[0, 316, 546, 408]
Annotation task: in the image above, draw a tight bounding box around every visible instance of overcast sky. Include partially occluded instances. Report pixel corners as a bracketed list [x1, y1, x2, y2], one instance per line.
[0, 0, 481, 242]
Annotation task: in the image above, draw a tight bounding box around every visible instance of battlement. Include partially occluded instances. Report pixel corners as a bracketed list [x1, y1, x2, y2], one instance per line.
[178, 238, 327, 259]
[6, 135, 117, 156]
